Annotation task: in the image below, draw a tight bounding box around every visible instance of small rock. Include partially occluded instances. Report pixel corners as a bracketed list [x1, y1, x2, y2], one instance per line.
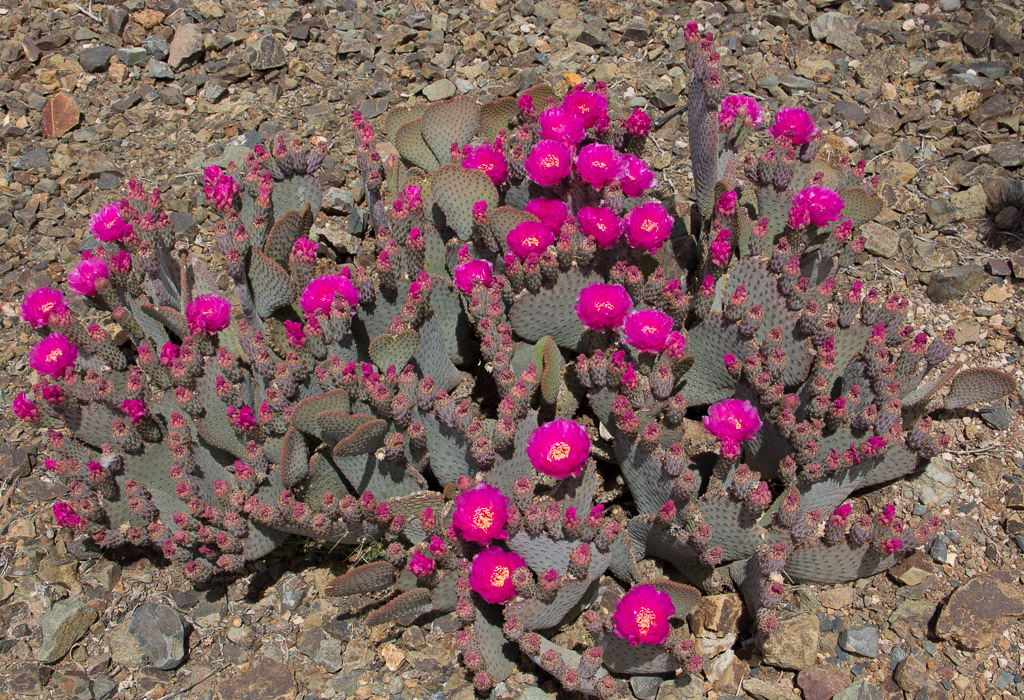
[79, 45, 116, 73]
[168, 23, 203, 68]
[982, 282, 1011, 303]
[689, 593, 743, 635]
[860, 221, 899, 259]
[936, 572, 1024, 649]
[129, 602, 186, 670]
[760, 613, 819, 671]
[979, 405, 1013, 431]
[743, 678, 797, 700]
[914, 456, 956, 506]
[631, 675, 662, 699]
[142, 34, 170, 60]
[990, 142, 1024, 169]
[838, 626, 879, 658]
[798, 664, 851, 700]
[889, 551, 934, 587]
[149, 58, 174, 80]
[40, 93, 79, 139]
[424, 79, 457, 101]
[13, 146, 50, 171]
[9, 663, 52, 695]
[926, 264, 988, 303]
[217, 659, 295, 700]
[809, 12, 865, 55]
[278, 575, 308, 612]
[248, 35, 287, 71]
[313, 637, 344, 673]
[91, 675, 117, 700]
[939, 0, 960, 10]
[117, 47, 149, 67]
[833, 679, 882, 700]
[322, 187, 355, 215]
[133, 9, 165, 29]
[36, 598, 97, 664]
[994, 207, 1020, 231]
[894, 655, 928, 693]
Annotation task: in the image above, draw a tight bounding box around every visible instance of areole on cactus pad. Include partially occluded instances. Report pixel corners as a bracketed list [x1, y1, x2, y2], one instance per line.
[14, 22, 1017, 700]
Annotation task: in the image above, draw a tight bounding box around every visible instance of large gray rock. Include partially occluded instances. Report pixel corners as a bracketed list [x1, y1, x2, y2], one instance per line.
[36, 598, 97, 663]
[810, 12, 865, 56]
[79, 45, 115, 73]
[168, 23, 203, 68]
[129, 602, 187, 670]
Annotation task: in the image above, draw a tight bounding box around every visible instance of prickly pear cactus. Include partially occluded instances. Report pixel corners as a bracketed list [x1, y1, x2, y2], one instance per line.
[14, 25, 1017, 700]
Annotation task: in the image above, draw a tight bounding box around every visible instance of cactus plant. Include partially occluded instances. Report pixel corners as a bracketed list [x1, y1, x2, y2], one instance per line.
[14, 25, 1018, 699]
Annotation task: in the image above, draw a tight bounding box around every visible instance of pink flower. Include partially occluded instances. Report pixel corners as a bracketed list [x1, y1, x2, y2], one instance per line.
[120, 399, 149, 425]
[53, 502, 86, 529]
[89, 202, 132, 242]
[768, 107, 819, 146]
[613, 584, 675, 646]
[702, 399, 762, 455]
[719, 95, 763, 130]
[562, 89, 608, 129]
[233, 405, 257, 430]
[526, 419, 590, 479]
[624, 109, 652, 137]
[68, 254, 110, 297]
[20, 287, 67, 329]
[462, 144, 508, 186]
[576, 143, 622, 191]
[300, 275, 361, 315]
[284, 320, 306, 347]
[186, 295, 232, 335]
[577, 206, 622, 248]
[710, 230, 731, 267]
[108, 250, 132, 275]
[524, 198, 569, 231]
[472, 201, 488, 225]
[518, 93, 535, 118]
[159, 343, 180, 366]
[12, 392, 38, 422]
[204, 166, 240, 211]
[623, 202, 673, 252]
[29, 333, 77, 377]
[470, 546, 526, 604]
[454, 259, 494, 294]
[453, 482, 510, 545]
[622, 309, 674, 354]
[506, 220, 554, 260]
[524, 140, 573, 188]
[790, 187, 845, 228]
[618, 155, 658, 198]
[882, 539, 903, 554]
[290, 237, 318, 264]
[575, 283, 633, 331]
[717, 190, 738, 218]
[538, 107, 586, 145]
[408, 551, 436, 578]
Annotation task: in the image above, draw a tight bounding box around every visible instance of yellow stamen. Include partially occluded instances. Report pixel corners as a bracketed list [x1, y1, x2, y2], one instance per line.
[46, 349, 63, 363]
[547, 441, 571, 461]
[523, 237, 539, 247]
[635, 606, 656, 634]
[640, 218, 657, 232]
[595, 301, 614, 311]
[490, 565, 510, 588]
[472, 507, 495, 531]
[541, 154, 561, 168]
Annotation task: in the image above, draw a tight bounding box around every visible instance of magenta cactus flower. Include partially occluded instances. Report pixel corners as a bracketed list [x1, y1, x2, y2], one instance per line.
[67, 253, 110, 297]
[12, 392, 38, 422]
[790, 187, 845, 228]
[523, 140, 573, 188]
[120, 399, 149, 425]
[469, 546, 526, 604]
[89, 201, 132, 242]
[472, 201, 488, 225]
[702, 398, 763, 454]
[719, 94, 763, 130]
[53, 502, 86, 529]
[623, 202, 673, 252]
[624, 108, 652, 136]
[291, 237, 318, 263]
[506, 221, 554, 260]
[575, 143, 622, 191]
[575, 283, 633, 331]
[453, 483, 510, 545]
[618, 155, 658, 198]
[538, 107, 586, 145]
[524, 198, 569, 232]
[453, 259, 494, 294]
[408, 551, 436, 578]
[29, 333, 77, 377]
[622, 309, 674, 354]
[562, 88, 608, 129]
[185, 295, 232, 335]
[20, 287, 67, 329]
[108, 249, 132, 275]
[768, 107, 819, 146]
[717, 190, 738, 218]
[462, 144, 508, 186]
[576, 206, 623, 249]
[300, 274, 360, 316]
[526, 419, 590, 479]
[613, 584, 675, 646]
[283, 320, 306, 347]
[710, 229, 732, 267]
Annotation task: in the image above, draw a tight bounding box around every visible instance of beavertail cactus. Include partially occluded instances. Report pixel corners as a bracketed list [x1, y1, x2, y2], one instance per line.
[15, 24, 1017, 700]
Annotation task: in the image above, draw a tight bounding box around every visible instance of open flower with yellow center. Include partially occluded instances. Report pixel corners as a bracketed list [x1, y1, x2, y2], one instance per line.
[506, 220, 555, 261]
[526, 419, 590, 479]
[452, 482, 510, 545]
[622, 309, 674, 354]
[469, 546, 527, 604]
[702, 398, 763, 457]
[575, 283, 633, 331]
[613, 584, 675, 646]
[623, 201, 673, 252]
[29, 333, 78, 377]
[523, 139, 573, 188]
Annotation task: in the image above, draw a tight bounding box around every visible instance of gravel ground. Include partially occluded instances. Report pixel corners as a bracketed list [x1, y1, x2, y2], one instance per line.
[1, 1, 1023, 699]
